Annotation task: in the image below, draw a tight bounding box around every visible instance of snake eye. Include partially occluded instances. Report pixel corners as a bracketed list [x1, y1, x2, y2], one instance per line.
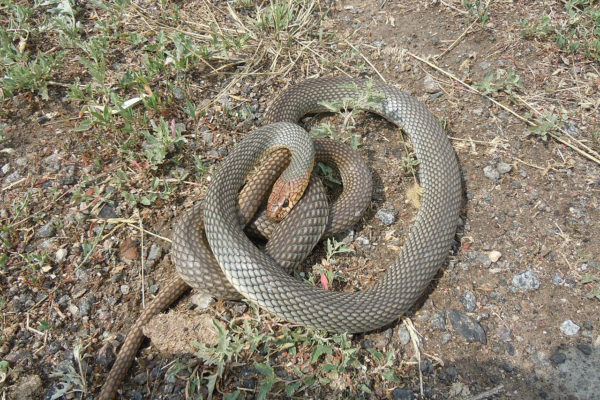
[282, 199, 289, 208]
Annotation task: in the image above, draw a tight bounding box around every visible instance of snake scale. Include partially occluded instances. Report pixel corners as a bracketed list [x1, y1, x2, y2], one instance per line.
[99, 77, 461, 398]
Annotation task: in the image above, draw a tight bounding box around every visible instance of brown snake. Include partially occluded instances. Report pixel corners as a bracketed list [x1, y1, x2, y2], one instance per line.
[99, 77, 461, 398]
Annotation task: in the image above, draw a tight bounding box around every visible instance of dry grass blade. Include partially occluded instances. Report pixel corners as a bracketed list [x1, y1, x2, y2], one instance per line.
[406, 50, 600, 165]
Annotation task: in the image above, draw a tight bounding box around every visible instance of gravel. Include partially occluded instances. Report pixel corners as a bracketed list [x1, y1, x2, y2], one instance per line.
[550, 352, 566, 364]
[512, 269, 540, 291]
[483, 165, 499, 181]
[397, 325, 411, 345]
[430, 311, 447, 331]
[497, 162, 512, 174]
[448, 309, 487, 344]
[37, 221, 56, 238]
[560, 320, 580, 336]
[375, 208, 396, 225]
[460, 291, 477, 312]
[423, 74, 441, 94]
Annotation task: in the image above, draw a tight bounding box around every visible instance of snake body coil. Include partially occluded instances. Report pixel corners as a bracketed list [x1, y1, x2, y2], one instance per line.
[99, 77, 461, 398]
[202, 77, 461, 332]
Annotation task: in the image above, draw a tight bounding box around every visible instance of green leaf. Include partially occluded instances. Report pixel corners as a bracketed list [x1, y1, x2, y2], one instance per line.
[311, 344, 333, 363]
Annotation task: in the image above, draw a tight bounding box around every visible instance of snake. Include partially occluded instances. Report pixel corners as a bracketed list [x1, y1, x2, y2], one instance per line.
[99, 77, 461, 398]
[202, 77, 461, 332]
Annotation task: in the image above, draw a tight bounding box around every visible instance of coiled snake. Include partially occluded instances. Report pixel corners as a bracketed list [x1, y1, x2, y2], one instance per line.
[99, 77, 461, 398]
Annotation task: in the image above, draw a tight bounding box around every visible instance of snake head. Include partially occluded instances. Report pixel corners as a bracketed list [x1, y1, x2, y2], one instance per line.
[267, 177, 307, 221]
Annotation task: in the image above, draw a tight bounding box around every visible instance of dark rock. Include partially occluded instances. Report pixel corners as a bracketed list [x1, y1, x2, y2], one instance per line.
[96, 341, 116, 367]
[392, 388, 414, 400]
[550, 352, 566, 364]
[99, 204, 117, 219]
[448, 309, 487, 344]
[576, 343, 592, 356]
[421, 359, 433, 375]
[37, 222, 56, 238]
[430, 311, 447, 331]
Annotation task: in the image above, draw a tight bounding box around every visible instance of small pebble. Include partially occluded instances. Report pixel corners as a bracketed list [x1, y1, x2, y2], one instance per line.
[512, 269, 540, 291]
[576, 343, 592, 355]
[488, 250, 501, 263]
[560, 320, 580, 336]
[375, 209, 395, 225]
[423, 74, 441, 94]
[550, 352, 566, 364]
[552, 273, 564, 285]
[37, 222, 56, 238]
[460, 291, 477, 312]
[120, 284, 130, 295]
[441, 332, 452, 344]
[392, 388, 414, 400]
[497, 162, 512, 174]
[496, 326, 514, 342]
[55, 248, 68, 263]
[483, 166, 499, 181]
[430, 311, 447, 331]
[448, 309, 487, 344]
[398, 325, 411, 345]
[479, 61, 492, 70]
[355, 235, 371, 249]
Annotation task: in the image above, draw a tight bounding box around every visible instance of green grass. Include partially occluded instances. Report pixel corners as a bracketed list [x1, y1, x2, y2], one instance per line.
[519, 0, 600, 62]
[189, 308, 403, 399]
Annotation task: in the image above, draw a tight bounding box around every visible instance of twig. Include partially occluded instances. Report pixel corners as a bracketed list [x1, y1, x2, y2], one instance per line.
[405, 50, 600, 165]
[89, 217, 172, 242]
[404, 318, 424, 397]
[467, 384, 505, 400]
[344, 40, 386, 83]
[434, 19, 477, 60]
[139, 213, 145, 308]
[439, 0, 469, 14]
[1, 177, 26, 191]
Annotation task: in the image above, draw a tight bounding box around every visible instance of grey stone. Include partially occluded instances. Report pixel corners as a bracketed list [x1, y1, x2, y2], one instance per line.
[43, 152, 62, 172]
[392, 388, 414, 400]
[552, 273, 564, 285]
[56, 248, 68, 263]
[79, 296, 94, 317]
[430, 311, 447, 331]
[398, 325, 411, 345]
[564, 121, 579, 136]
[576, 343, 592, 355]
[448, 309, 487, 344]
[355, 235, 371, 249]
[512, 269, 540, 291]
[423, 74, 441, 94]
[460, 291, 477, 312]
[483, 166, 499, 181]
[560, 320, 580, 336]
[120, 284, 130, 295]
[496, 326, 514, 342]
[99, 204, 117, 219]
[375, 209, 395, 225]
[479, 61, 492, 70]
[37, 222, 56, 238]
[146, 244, 163, 269]
[497, 162, 512, 174]
[442, 332, 452, 344]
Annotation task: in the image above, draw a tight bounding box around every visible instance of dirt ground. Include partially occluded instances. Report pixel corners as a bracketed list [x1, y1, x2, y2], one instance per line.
[1, 1, 599, 399]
